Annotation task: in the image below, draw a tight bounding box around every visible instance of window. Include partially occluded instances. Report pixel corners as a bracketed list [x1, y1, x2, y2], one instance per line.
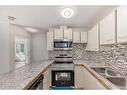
[16, 43, 25, 54]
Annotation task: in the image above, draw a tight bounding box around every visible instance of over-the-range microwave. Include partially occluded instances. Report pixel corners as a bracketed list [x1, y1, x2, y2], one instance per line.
[54, 39, 73, 50]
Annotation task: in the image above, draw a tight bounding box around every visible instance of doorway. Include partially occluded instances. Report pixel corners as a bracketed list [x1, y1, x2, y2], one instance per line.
[15, 35, 30, 69]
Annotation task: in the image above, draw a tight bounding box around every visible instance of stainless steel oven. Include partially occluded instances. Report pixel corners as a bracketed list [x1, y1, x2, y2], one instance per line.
[54, 39, 72, 50]
[52, 70, 74, 86]
[51, 55, 74, 87]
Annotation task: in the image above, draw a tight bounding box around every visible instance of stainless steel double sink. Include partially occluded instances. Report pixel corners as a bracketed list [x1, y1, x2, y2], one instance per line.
[91, 67, 126, 89]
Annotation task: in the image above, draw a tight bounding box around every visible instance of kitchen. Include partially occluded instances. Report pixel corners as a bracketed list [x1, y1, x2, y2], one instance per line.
[0, 5, 127, 90]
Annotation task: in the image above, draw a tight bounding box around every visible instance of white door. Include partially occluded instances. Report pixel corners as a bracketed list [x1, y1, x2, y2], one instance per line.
[73, 31, 80, 43]
[64, 29, 72, 40]
[81, 32, 87, 43]
[54, 29, 63, 40]
[100, 11, 115, 45]
[117, 7, 127, 43]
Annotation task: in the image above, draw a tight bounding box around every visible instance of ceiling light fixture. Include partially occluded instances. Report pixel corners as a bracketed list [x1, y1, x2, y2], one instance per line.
[61, 8, 74, 18]
[25, 27, 38, 33]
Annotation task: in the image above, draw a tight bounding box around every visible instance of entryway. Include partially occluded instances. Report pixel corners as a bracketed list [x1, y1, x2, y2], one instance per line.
[15, 35, 30, 69]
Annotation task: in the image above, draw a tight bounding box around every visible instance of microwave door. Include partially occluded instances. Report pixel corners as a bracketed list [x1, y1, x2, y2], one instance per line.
[54, 41, 68, 48]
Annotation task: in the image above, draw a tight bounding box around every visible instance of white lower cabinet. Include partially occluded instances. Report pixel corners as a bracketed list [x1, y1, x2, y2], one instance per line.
[75, 66, 85, 89]
[75, 65, 106, 89]
[43, 67, 51, 89]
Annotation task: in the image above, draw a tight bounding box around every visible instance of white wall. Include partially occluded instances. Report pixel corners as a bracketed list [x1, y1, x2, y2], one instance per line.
[9, 24, 31, 71]
[0, 23, 31, 74]
[31, 32, 48, 62]
[0, 22, 10, 74]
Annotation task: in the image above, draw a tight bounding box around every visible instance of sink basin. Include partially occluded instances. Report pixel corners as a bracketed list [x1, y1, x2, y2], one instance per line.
[106, 69, 118, 76]
[106, 77, 126, 89]
[91, 67, 121, 76]
[91, 67, 126, 89]
[91, 67, 106, 74]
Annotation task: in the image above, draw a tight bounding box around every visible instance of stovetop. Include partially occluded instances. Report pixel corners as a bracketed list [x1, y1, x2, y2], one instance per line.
[52, 55, 74, 70]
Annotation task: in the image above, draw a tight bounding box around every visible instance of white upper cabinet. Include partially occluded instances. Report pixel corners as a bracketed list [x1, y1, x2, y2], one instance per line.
[117, 7, 127, 43]
[100, 11, 115, 45]
[63, 29, 72, 40]
[54, 29, 63, 40]
[47, 30, 54, 51]
[73, 31, 80, 43]
[86, 24, 99, 51]
[81, 32, 87, 43]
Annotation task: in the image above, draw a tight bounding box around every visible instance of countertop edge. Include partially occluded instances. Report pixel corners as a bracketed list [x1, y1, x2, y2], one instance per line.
[22, 64, 52, 90]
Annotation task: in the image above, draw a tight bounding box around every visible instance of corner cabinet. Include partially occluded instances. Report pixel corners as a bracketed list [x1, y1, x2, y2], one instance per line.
[100, 11, 115, 45]
[117, 7, 127, 43]
[86, 24, 99, 51]
[47, 30, 54, 51]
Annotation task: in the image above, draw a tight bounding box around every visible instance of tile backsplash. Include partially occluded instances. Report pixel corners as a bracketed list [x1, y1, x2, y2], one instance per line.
[48, 43, 127, 76]
[48, 43, 100, 62]
[99, 44, 127, 76]
[48, 44, 87, 60]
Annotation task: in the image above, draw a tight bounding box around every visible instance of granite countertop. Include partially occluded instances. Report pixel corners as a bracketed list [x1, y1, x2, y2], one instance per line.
[74, 60, 120, 90]
[0, 59, 122, 90]
[73, 60, 109, 67]
[0, 60, 53, 90]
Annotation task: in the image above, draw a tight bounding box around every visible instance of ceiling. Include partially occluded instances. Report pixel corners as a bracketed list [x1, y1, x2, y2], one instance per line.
[0, 6, 117, 31]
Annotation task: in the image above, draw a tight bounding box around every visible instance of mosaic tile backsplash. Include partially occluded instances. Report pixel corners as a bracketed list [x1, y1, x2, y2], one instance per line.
[48, 43, 127, 76]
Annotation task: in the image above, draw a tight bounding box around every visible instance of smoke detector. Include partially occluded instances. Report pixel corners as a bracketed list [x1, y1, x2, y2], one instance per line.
[8, 16, 16, 21]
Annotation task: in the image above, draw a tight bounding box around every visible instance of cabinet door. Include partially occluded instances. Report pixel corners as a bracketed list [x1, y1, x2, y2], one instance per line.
[86, 24, 99, 51]
[64, 29, 72, 40]
[83, 66, 106, 89]
[117, 7, 127, 43]
[73, 31, 80, 43]
[75, 65, 106, 89]
[75, 66, 85, 89]
[43, 67, 51, 89]
[81, 32, 87, 43]
[54, 29, 63, 40]
[47, 31, 53, 51]
[100, 11, 115, 45]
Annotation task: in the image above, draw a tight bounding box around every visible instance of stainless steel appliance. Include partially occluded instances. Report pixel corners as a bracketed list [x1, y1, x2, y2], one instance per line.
[52, 70, 74, 86]
[51, 55, 74, 86]
[54, 39, 73, 50]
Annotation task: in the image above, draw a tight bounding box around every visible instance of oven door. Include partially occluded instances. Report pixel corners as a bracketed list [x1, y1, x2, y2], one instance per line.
[52, 70, 74, 86]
